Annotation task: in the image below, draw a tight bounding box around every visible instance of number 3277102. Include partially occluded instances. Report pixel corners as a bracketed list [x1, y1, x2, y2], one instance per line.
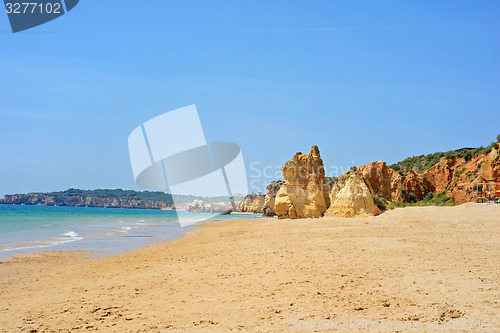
[5, 2, 62, 14]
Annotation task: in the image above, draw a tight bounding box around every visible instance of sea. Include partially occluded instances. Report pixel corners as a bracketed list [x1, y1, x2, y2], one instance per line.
[0, 204, 264, 259]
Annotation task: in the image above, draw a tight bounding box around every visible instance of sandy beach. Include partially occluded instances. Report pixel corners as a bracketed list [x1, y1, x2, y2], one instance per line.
[0, 204, 499, 332]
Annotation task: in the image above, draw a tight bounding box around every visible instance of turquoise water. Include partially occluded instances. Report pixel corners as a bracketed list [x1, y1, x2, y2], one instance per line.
[0, 204, 263, 258]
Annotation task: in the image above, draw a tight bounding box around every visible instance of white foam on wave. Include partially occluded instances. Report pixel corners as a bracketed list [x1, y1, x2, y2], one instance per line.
[101, 225, 137, 237]
[178, 218, 211, 224]
[0, 243, 59, 252]
[119, 226, 133, 232]
[0, 230, 83, 253]
[58, 230, 83, 244]
[62, 231, 80, 238]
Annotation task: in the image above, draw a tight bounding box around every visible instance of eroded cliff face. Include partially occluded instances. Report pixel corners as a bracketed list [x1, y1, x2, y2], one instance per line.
[355, 162, 432, 202]
[234, 181, 284, 216]
[235, 194, 266, 214]
[262, 180, 284, 217]
[325, 174, 382, 217]
[339, 144, 500, 204]
[423, 154, 485, 203]
[356, 162, 404, 201]
[481, 143, 500, 183]
[275, 146, 330, 219]
[0, 194, 171, 209]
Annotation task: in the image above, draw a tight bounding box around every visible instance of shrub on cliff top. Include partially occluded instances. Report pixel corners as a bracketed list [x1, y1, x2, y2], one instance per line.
[325, 176, 338, 186]
[389, 164, 401, 172]
[390, 134, 499, 175]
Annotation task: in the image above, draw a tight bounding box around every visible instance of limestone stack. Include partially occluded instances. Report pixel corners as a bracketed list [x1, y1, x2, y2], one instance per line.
[275, 146, 330, 219]
[262, 180, 284, 217]
[325, 174, 382, 217]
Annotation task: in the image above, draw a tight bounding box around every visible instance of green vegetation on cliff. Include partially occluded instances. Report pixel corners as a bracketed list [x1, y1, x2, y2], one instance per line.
[8, 189, 241, 205]
[389, 191, 454, 208]
[325, 176, 338, 186]
[389, 135, 499, 174]
[372, 196, 388, 211]
[48, 188, 175, 204]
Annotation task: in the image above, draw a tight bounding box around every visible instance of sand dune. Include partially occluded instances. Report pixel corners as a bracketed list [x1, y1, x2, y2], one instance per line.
[0, 203, 499, 332]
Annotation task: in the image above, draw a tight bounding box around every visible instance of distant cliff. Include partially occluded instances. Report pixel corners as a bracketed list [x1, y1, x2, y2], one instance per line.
[235, 180, 284, 216]
[187, 200, 233, 214]
[0, 189, 241, 210]
[236, 194, 266, 214]
[0, 193, 172, 210]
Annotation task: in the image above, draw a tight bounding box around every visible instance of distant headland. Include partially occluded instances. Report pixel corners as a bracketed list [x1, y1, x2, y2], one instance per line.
[0, 189, 240, 211]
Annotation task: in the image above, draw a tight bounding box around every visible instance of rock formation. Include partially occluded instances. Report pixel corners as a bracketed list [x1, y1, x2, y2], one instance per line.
[275, 146, 330, 219]
[0, 193, 172, 210]
[325, 174, 382, 217]
[234, 181, 284, 216]
[334, 145, 500, 205]
[4, 144, 498, 213]
[235, 194, 266, 214]
[355, 162, 404, 201]
[480, 143, 500, 183]
[262, 180, 284, 217]
[187, 200, 232, 214]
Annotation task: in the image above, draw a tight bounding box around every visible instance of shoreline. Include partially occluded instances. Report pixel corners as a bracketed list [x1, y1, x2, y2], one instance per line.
[0, 205, 264, 260]
[0, 204, 499, 331]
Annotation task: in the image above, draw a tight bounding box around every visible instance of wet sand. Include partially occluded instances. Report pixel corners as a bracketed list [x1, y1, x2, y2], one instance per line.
[0, 203, 499, 332]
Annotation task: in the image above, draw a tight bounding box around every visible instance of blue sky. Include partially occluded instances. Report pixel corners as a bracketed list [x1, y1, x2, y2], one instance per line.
[1, 1, 500, 196]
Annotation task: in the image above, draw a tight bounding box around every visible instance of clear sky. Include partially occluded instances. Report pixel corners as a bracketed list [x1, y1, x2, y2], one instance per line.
[1, 1, 500, 196]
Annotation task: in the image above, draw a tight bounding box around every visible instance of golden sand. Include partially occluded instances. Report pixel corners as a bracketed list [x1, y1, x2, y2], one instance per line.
[0, 203, 499, 332]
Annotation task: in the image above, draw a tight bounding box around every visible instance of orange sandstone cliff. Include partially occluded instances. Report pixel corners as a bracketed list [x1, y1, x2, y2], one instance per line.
[348, 143, 500, 204]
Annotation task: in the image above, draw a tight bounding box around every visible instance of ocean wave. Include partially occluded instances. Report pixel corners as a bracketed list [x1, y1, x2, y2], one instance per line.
[0, 243, 59, 252]
[0, 231, 83, 253]
[119, 226, 133, 233]
[57, 230, 83, 244]
[62, 231, 80, 238]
